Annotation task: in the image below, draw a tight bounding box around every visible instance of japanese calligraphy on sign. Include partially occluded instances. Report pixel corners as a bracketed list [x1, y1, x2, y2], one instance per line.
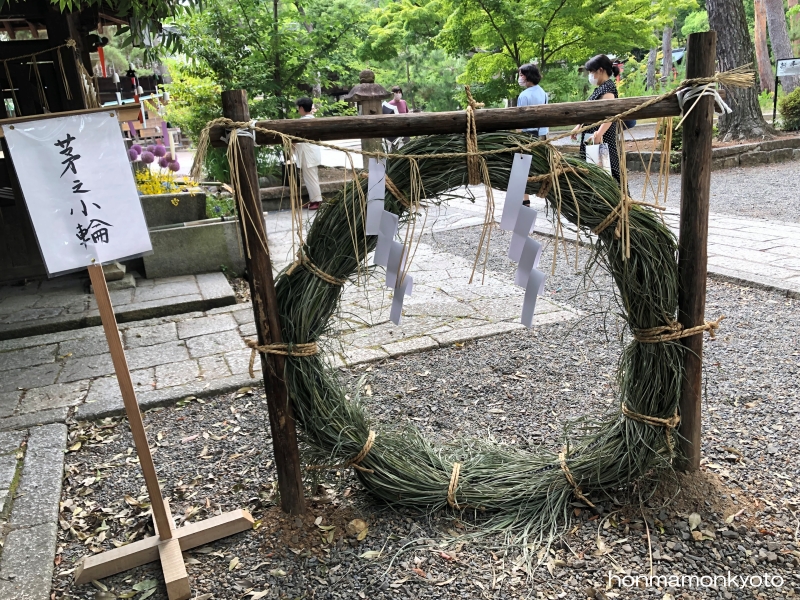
[777, 58, 800, 78]
[2, 112, 151, 275]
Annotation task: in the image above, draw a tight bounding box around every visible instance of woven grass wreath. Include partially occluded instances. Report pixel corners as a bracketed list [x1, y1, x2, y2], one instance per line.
[273, 131, 684, 547]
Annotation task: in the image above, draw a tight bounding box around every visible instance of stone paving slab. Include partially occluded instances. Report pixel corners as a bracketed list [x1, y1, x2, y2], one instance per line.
[0, 424, 66, 600]
[0, 272, 237, 341]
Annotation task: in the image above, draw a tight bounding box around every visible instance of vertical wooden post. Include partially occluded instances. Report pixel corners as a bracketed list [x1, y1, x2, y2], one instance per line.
[87, 264, 174, 537]
[221, 90, 306, 515]
[677, 31, 717, 471]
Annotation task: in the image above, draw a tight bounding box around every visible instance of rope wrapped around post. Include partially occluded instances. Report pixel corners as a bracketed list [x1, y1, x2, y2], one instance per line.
[245, 338, 318, 378]
[285, 250, 347, 286]
[633, 315, 725, 343]
[621, 404, 681, 454]
[306, 430, 377, 474]
[463, 86, 484, 186]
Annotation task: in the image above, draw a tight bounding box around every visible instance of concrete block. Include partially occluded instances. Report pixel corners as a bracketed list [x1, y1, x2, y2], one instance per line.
[382, 335, 439, 357]
[133, 278, 200, 303]
[0, 344, 57, 372]
[57, 353, 114, 384]
[143, 220, 246, 279]
[738, 151, 771, 167]
[82, 370, 155, 408]
[106, 272, 137, 291]
[155, 359, 200, 389]
[198, 355, 231, 380]
[0, 453, 17, 491]
[140, 191, 207, 227]
[125, 340, 190, 370]
[794, 149, 800, 160]
[431, 321, 524, 346]
[0, 407, 69, 432]
[767, 148, 795, 163]
[0, 431, 25, 453]
[196, 272, 236, 306]
[177, 313, 238, 339]
[10, 423, 66, 526]
[185, 329, 245, 358]
[102, 260, 126, 281]
[0, 522, 59, 600]
[0, 363, 61, 393]
[18, 380, 89, 415]
[123, 322, 179, 349]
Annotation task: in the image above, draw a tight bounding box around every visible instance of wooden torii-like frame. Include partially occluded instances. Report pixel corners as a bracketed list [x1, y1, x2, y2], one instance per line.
[215, 33, 718, 523]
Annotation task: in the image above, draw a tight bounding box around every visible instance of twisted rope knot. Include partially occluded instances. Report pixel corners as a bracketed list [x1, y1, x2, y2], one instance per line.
[245, 338, 318, 378]
[464, 85, 484, 186]
[65, 38, 77, 49]
[447, 462, 463, 509]
[558, 448, 594, 508]
[633, 315, 725, 343]
[286, 250, 347, 286]
[622, 404, 681, 454]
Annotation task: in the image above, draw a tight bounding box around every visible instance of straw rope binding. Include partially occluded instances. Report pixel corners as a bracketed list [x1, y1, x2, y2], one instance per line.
[621, 404, 681, 454]
[245, 338, 318, 378]
[558, 449, 595, 508]
[447, 462, 463, 509]
[285, 250, 347, 286]
[633, 315, 725, 343]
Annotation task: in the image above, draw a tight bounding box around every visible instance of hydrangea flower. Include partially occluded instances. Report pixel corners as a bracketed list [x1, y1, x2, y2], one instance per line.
[168, 161, 180, 172]
[153, 145, 167, 157]
[146, 145, 156, 153]
[141, 151, 155, 164]
[128, 149, 139, 162]
[131, 144, 143, 155]
[158, 156, 169, 169]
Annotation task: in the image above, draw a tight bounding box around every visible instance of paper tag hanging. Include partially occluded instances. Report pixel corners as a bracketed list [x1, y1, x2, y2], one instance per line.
[499, 153, 533, 231]
[520, 269, 547, 328]
[374, 211, 398, 266]
[508, 206, 538, 262]
[514, 237, 544, 287]
[366, 200, 384, 235]
[390, 274, 413, 325]
[367, 158, 387, 200]
[385, 241, 407, 289]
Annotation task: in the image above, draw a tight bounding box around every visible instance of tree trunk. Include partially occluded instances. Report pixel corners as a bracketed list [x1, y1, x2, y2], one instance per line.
[707, 0, 775, 139]
[646, 46, 657, 90]
[790, 0, 800, 56]
[662, 27, 673, 83]
[754, 0, 775, 93]
[764, 0, 799, 92]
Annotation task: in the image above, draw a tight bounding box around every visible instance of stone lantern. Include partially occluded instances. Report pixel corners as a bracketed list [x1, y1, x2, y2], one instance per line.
[344, 69, 392, 167]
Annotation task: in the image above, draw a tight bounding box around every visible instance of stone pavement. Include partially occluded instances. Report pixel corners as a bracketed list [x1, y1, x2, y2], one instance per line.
[0, 424, 66, 600]
[0, 272, 236, 341]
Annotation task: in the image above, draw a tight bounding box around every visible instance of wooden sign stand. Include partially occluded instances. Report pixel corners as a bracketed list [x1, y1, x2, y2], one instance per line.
[75, 264, 254, 599]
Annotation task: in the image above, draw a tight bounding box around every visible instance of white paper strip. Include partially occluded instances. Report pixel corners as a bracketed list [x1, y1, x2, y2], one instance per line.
[521, 269, 546, 328]
[366, 200, 384, 235]
[374, 211, 398, 266]
[508, 206, 538, 262]
[367, 158, 387, 200]
[499, 153, 533, 231]
[3, 112, 151, 276]
[390, 274, 413, 325]
[386, 241, 407, 289]
[514, 237, 544, 287]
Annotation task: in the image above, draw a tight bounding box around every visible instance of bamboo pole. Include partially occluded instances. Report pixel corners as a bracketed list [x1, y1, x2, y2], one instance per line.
[220, 90, 306, 515]
[677, 31, 717, 471]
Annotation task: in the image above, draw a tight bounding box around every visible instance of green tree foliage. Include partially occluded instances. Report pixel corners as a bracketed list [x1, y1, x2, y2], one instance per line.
[779, 87, 800, 130]
[681, 10, 709, 37]
[178, 0, 370, 116]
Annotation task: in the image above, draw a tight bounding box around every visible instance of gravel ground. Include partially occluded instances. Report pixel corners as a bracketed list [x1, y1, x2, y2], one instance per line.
[628, 159, 800, 223]
[54, 225, 800, 600]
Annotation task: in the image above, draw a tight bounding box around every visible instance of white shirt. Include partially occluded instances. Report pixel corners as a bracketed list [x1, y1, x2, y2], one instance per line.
[295, 114, 322, 169]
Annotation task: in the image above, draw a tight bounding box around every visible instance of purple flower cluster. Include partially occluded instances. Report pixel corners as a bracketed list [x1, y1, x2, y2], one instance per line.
[128, 143, 180, 172]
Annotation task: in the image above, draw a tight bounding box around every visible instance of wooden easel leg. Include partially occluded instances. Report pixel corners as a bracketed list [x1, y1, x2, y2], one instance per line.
[158, 538, 190, 600]
[74, 510, 254, 586]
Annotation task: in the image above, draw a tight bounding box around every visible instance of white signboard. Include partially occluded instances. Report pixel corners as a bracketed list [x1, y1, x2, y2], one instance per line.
[3, 112, 151, 275]
[777, 58, 800, 77]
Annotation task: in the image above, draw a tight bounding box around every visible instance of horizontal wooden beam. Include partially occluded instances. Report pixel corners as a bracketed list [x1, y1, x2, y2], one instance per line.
[209, 94, 685, 147]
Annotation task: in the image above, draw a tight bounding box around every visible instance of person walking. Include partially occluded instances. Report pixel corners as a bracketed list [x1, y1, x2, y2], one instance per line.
[517, 63, 548, 205]
[516, 63, 548, 139]
[294, 97, 323, 210]
[388, 86, 409, 113]
[570, 55, 622, 183]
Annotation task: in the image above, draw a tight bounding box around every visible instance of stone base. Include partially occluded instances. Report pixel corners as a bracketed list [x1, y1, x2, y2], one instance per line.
[102, 261, 126, 281]
[107, 272, 137, 291]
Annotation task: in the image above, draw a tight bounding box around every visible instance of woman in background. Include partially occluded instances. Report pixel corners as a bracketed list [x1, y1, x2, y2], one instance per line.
[570, 54, 621, 183]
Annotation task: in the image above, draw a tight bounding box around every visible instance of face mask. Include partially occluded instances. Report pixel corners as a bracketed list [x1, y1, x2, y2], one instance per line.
[588, 73, 598, 86]
[394, 93, 402, 100]
[518, 76, 526, 87]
